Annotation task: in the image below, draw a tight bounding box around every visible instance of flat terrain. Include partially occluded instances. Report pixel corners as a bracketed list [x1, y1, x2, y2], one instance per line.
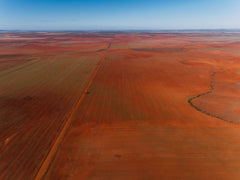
[1, 31, 240, 179]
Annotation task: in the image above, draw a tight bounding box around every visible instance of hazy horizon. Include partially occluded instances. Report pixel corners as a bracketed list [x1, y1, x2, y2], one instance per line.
[2, 29, 240, 32]
[1, 0, 240, 30]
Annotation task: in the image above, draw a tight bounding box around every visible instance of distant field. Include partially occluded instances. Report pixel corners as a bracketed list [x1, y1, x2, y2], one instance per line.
[1, 32, 240, 179]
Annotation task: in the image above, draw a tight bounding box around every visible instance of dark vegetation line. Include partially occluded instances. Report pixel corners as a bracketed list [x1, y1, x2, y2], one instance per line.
[188, 70, 234, 123]
[97, 42, 112, 52]
[131, 48, 184, 52]
[108, 42, 112, 49]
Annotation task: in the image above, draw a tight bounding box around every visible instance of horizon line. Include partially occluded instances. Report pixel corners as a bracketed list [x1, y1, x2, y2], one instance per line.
[1, 28, 240, 33]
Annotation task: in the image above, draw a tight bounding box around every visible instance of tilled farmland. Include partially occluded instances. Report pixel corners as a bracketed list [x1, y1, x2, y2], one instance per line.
[1, 32, 240, 179]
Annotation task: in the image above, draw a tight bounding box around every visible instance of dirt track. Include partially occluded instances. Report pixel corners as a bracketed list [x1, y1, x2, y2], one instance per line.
[35, 42, 112, 179]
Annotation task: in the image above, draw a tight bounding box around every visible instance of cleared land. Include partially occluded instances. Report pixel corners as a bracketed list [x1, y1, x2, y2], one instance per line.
[1, 32, 240, 179]
[0, 32, 109, 179]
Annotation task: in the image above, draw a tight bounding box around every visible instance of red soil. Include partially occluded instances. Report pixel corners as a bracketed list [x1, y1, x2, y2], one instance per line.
[0, 32, 108, 179]
[1, 32, 240, 179]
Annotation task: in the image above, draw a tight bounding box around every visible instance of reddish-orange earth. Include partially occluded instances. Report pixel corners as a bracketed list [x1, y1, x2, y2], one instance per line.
[1, 31, 240, 179]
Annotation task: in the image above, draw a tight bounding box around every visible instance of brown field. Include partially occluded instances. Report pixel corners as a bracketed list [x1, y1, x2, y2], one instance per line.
[1, 31, 240, 179]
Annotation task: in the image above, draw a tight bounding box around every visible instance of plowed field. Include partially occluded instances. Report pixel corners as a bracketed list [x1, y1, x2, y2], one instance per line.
[1, 32, 240, 180]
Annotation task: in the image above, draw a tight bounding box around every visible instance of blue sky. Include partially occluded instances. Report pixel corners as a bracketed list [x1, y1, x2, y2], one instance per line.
[0, 0, 240, 30]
